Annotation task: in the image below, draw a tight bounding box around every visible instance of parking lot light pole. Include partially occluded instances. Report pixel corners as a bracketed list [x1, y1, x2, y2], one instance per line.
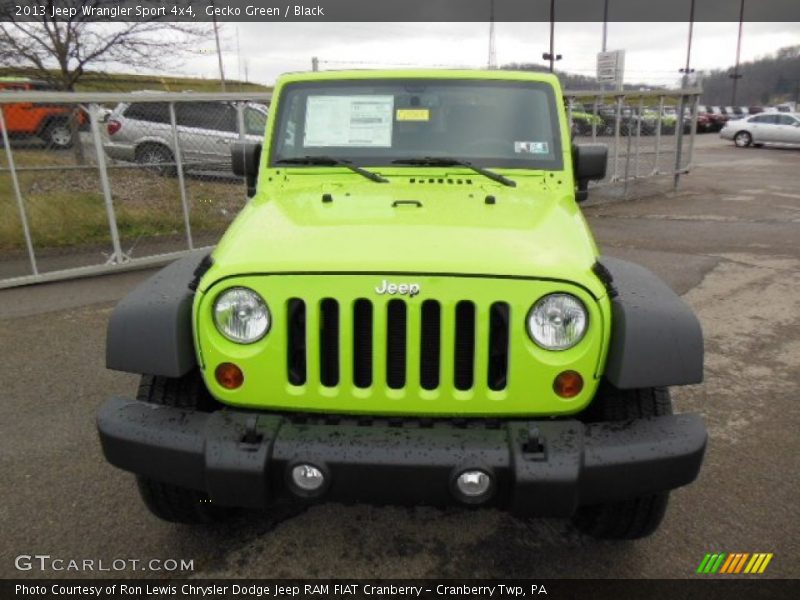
[543, 0, 562, 73]
[730, 0, 746, 106]
[674, 0, 696, 190]
[211, 7, 227, 92]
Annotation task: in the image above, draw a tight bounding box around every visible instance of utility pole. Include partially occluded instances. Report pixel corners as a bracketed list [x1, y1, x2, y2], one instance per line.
[211, 7, 226, 92]
[487, 0, 497, 69]
[679, 0, 696, 88]
[730, 0, 745, 106]
[542, 0, 562, 73]
[236, 26, 242, 88]
[600, 0, 610, 92]
[674, 0, 696, 190]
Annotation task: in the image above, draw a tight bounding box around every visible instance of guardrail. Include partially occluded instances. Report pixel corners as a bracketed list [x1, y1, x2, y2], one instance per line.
[0, 87, 700, 289]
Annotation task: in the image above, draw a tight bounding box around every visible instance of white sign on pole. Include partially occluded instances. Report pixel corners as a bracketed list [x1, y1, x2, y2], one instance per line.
[597, 50, 625, 90]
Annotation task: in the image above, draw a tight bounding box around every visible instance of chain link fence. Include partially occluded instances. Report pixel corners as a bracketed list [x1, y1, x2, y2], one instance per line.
[0, 86, 700, 289]
[0, 90, 271, 287]
[568, 88, 702, 202]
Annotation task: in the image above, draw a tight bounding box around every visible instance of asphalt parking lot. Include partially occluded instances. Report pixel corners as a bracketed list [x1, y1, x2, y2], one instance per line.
[0, 136, 798, 580]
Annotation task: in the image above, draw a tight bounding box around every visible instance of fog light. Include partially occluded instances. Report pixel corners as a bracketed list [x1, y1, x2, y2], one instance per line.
[455, 470, 492, 500]
[553, 370, 583, 398]
[215, 362, 244, 389]
[291, 464, 325, 493]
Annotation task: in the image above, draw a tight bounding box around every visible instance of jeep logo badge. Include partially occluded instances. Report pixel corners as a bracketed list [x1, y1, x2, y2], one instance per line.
[375, 280, 420, 297]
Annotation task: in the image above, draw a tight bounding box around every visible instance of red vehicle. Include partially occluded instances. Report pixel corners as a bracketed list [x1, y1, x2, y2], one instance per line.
[697, 105, 727, 133]
[0, 77, 84, 148]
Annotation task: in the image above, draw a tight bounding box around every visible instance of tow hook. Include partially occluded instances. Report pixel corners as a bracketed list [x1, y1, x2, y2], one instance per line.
[239, 415, 263, 450]
[521, 425, 546, 460]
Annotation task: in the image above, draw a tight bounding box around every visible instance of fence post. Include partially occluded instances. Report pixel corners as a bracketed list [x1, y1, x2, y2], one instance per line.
[623, 102, 634, 198]
[673, 93, 687, 190]
[0, 105, 38, 275]
[235, 102, 248, 198]
[653, 95, 665, 175]
[236, 102, 246, 140]
[612, 95, 623, 181]
[634, 96, 644, 179]
[89, 103, 127, 264]
[566, 96, 573, 138]
[168, 102, 194, 250]
[687, 94, 700, 171]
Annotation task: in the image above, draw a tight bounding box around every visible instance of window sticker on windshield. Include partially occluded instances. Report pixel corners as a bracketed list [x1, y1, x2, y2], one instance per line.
[515, 141, 549, 154]
[396, 109, 430, 122]
[304, 95, 394, 147]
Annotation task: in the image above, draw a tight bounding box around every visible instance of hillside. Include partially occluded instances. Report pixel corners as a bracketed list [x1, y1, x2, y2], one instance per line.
[699, 45, 800, 106]
[500, 62, 665, 92]
[0, 68, 271, 93]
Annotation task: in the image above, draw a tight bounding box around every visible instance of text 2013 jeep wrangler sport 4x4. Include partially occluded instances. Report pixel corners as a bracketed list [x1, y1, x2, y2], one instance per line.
[98, 70, 706, 539]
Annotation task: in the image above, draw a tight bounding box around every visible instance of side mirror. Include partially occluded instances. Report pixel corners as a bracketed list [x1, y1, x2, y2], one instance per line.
[232, 142, 262, 197]
[572, 144, 608, 202]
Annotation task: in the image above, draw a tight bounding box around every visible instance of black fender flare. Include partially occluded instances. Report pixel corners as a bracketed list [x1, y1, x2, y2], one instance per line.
[106, 251, 211, 377]
[600, 256, 704, 389]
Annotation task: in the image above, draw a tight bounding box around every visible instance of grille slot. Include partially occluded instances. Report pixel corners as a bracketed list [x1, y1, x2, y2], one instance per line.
[488, 302, 510, 391]
[286, 294, 508, 395]
[453, 301, 476, 390]
[319, 299, 340, 387]
[287, 298, 306, 385]
[385, 299, 407, 389]
[352, 299, 373, 388]
[419, 300, 441, 390]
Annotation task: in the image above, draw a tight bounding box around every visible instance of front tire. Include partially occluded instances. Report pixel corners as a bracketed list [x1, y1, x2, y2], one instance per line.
[734, 131, 752, 147]
[134, 372, 229, 524]
[571, 385, 673, 540]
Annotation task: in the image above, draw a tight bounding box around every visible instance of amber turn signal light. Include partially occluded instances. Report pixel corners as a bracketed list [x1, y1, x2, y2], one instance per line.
[215, 362, 244, 389]
[553, 370, 583, 398]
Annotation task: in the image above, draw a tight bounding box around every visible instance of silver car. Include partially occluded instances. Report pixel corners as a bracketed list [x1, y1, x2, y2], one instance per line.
[103, 99, 267, 175]
[721, 112, 800, 148]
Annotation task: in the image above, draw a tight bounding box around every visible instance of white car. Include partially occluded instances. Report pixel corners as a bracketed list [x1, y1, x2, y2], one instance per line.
[721, 112, 800, 147]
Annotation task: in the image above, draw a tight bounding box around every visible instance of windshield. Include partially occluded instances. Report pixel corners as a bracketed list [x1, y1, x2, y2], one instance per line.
[270, 79, 563, 170]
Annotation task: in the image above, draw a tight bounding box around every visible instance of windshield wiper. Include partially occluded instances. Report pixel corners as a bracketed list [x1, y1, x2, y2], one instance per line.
[276, 156, 388, 183]
[391, 157, 516, 187]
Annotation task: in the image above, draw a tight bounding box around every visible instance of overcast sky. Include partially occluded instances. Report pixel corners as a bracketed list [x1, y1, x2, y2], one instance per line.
[173, 21, 799, 87]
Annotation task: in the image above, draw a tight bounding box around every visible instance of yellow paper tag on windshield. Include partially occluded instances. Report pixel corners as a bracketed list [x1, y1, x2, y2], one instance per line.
[396, 109, 430, 122]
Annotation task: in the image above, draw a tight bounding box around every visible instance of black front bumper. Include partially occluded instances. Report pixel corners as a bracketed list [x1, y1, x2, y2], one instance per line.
[97, 398, 706, 517]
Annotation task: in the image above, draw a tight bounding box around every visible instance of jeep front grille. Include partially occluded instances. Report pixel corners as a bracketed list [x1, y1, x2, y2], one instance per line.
[286, 298, 510, 393]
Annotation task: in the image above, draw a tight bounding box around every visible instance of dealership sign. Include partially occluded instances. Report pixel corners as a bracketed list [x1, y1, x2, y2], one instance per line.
[597, 50, 625, 89]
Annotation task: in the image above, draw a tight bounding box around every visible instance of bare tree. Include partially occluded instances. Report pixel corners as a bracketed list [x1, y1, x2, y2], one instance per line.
[0, 0, 208, 90]
[0, 0, 209, 160]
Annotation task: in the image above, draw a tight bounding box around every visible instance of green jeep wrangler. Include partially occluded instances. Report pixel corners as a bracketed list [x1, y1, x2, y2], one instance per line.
[98, 70, 706, 540]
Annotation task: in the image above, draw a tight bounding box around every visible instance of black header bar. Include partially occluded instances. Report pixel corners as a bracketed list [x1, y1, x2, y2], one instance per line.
[2, 0, 799, 23]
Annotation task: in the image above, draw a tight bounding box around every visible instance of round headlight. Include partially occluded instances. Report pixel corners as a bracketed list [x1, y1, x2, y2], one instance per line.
[527, 293, 587, 350]
[213, 287, 270, 343]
